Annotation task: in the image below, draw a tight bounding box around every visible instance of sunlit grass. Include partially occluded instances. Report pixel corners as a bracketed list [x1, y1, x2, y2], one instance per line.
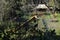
[38, 13, 60, 35]
[46, 13, 60, 35]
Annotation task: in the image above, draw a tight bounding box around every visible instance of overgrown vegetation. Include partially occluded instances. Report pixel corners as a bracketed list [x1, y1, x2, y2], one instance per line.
[0, 0, 60, 40]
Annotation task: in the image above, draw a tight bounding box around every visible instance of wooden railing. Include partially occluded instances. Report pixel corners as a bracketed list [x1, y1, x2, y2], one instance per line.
[16, 15, 38, 31]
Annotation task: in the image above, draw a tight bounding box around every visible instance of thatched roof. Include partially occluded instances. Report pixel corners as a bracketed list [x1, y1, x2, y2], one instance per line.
[35, 4, 48, 9]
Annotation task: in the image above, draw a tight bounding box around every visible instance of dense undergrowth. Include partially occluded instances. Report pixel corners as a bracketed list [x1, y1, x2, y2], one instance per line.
[0, 0, 60, 40]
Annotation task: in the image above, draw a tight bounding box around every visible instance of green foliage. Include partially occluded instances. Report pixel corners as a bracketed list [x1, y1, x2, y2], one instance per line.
[0, 0, 60, 40]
